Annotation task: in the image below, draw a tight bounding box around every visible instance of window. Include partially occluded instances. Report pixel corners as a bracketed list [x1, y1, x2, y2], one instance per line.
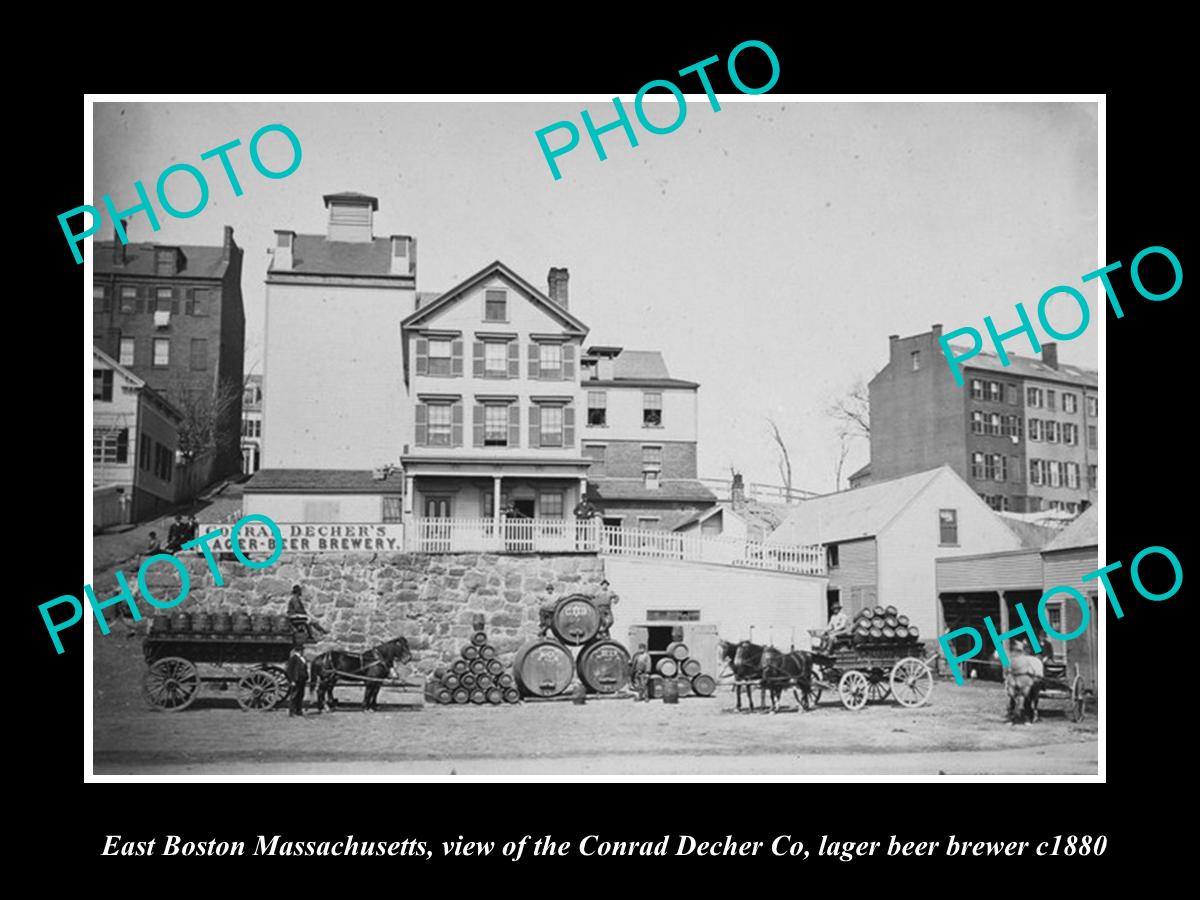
[1027, 387, 1043, 408]
[971, 451, 984, 479]
[153, 338, 170, 366]
[484, 405, 509, 446]
[155, 249, 176, 276]
[939, 509, 958, 545]
[1045, 420, 1059, 444]
[970, 411, 983, 434]
[1087, 396, 1098, 417]
[93, 369, 113, 401]
[583, 443, 606, 475]
[484, 289, 506, 322]
[484, 341, 507, 376]
[987, 413, 1001, 436]
[427, 403, 452, 446]
[428, 339, 452, 376]
[1003, 415, 1022, 440]
[93, 285, 106, 301]
[539, 343, 562, 378]
[1028, 419, 1042, 442]
[642, 470, 660, 489]
[119, 337, 135, 366]
[1066, 462, 1080, 489]
[190, 338, 208, 371]
[642, 445, 663, 470]
[983, 453, 1006, 482]
[540, 405, 564, 447]
[643, 392, 663, 427]
[539, 492, 564, 518]
[587, 391, 607, 426]
[1048, 461, 1062, 488]
[911, 351, 921, 371]
[637, 515, 661, 528]
[156, 287, 174, 312]
[1029, 459, 1043, 486]
[1046, 389, 1057, 412]
[152, 443, 173, 481]
[987, 381, 1002, 403]
[970, 379, 984, 400]
[1005, 383, 1019, 405]
[1063, 423, 1078, 446]
[983, 494, 1012, 512]
[94, 285, 111, 312]
[1088, 464, 1098, 489]
[93, 428, 128, 464]
[382, 496, 403, 523]
[120, 286, 137, 313]
[189, 289, 209, 317]
[139, 433, 151, 470]
[826, 544, 840, 569]
[1063, 393, 1078, 414]
[1087, 425, 1097, 448]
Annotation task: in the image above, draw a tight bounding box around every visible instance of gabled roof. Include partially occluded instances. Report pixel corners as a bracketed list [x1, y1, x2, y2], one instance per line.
[615, 350, 670, 379]
[401, 260, 589, 334]
[92, 346, 184, 421]
[95, 242, 230, 279]
[1043, 505, 1098, 552]
[673, 501, 786, 534]
[768, 467, 950, 545]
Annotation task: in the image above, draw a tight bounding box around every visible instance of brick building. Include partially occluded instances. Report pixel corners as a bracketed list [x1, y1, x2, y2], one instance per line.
[241, 374, 263, 475]
[865, 326, 1097, 514]
[93, 226, 246, 480]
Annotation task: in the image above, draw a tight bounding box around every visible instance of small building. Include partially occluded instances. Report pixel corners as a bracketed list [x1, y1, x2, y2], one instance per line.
[93, 347, 189, 526]
[673, 477, 786, 542]
[1041, 505, 1098, 688]
[768, 465, 1024, 640]
[241, 374, 262, 475]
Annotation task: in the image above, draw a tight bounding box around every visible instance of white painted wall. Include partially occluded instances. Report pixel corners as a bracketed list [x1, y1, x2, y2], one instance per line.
[243, 492, 394, 523]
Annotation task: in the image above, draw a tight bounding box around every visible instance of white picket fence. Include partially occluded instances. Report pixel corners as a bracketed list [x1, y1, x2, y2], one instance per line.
[404, 517, 825, 576]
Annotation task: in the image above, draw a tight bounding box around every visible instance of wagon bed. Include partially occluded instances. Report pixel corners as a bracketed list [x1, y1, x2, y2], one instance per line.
[812, 640, 934, 711]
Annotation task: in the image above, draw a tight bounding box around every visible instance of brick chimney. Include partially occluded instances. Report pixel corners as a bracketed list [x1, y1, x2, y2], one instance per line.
[273, 231, 294, 270]
[548, 267, 569, 307]
[112, 224, 127, 266]
[1042, 342, 1059, 369]
[390, 235, 416, 277]
[222, 225, 234, 261]
[731, 472, 746, 509]
[931, 323, 943, 340]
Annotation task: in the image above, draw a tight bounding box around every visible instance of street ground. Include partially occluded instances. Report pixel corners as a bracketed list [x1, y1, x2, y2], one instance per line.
[93, 625, 1097, 776]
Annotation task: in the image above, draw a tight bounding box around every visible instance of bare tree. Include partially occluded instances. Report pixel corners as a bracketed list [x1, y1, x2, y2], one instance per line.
[828, 377, 871, 439]
[169, 377, 242, 460]
[767, 418, 792, 497]
[834, 432, 852, 491]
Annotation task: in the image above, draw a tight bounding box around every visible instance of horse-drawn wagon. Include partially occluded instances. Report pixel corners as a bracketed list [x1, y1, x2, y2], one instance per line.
[812, 642, 934, 711]
[142, 612, 304, 712]
[1031, 659, 1087, 722]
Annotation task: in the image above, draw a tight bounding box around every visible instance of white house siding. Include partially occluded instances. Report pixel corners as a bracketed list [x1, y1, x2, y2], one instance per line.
[582, 385, 697, 443]
[243, 492, 394, 523]
[605, 557, 828, 661]
[827, 538, 878, 617]
[877, 474, 1023, 639]
[410, 478, 582, 520]
[263, 281, 412, 470]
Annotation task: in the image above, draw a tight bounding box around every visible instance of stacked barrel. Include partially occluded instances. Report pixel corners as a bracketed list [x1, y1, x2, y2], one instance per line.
[512, 593, 632, 698]
[651, 641, 717, 699]
[425, 629, 520, 706]
[148, 611, 293, 636]
[851, 605, 921, 644]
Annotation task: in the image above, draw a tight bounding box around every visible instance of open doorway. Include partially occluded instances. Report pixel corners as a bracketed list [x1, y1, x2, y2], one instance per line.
[826, 588, 841, 618]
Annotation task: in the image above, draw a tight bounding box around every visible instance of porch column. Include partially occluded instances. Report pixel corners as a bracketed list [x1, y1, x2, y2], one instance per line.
[404, 475, 415, 516]
[998, 591, 1010, 634]
[492, 476, 503, 552]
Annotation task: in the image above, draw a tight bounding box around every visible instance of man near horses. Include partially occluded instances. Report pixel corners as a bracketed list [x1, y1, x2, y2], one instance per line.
[287, 585, 327, 642]
[630, 642, 651, 701]
[285, 640, 308, 717]
[595, 579, 619, 638]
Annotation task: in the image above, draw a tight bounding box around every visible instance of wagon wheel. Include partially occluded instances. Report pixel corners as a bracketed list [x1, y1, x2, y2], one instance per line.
[1070, 675, 1086, 722]
[890, 657, 933, 708]
[143, 657, 200, 711]
[237, 668, 283, 712]
[838, 670, 869, 711]
[866, 668, 891, 703]
[265, 665, 291, 706]
[799, 681, 823, 710]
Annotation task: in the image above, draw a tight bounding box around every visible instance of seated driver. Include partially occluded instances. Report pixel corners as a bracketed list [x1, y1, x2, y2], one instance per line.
[820, 603, 852, 651]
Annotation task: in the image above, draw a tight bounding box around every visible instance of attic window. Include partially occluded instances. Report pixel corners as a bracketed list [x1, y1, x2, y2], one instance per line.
[485, 290, 506, 322]
[155, 249, 177, 276]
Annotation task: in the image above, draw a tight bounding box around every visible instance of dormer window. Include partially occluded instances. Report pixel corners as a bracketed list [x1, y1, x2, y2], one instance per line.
[155, 248, 178, 276]
[485, 290, 507, 322]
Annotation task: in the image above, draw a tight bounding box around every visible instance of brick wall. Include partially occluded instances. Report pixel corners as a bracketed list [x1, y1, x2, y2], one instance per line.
[587, 440, 697, 478]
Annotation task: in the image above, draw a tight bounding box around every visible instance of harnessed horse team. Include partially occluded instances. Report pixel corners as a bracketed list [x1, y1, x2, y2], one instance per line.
[716, 639, 821, 713]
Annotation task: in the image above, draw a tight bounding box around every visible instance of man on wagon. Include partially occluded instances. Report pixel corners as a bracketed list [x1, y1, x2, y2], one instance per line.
[287, 585, 328, 642]
[819, 603, 852, 652]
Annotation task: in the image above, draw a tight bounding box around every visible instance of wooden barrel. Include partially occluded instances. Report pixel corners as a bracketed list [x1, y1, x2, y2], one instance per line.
[873, 606, 885, 616]
[252, 614, 274, 634]
[470, 659, 487, 675]
[211, 612, 231, 633]
[661, 677, 680, 704]
[471, 631, 488, 647]
[885, 605, 898, 616]
[884, 616, 899, 628]
[908, 626, 920, 639]
[576, 640, 632, 694]
[680, 658, 702, 678]
[486, 688, 504, 705]
[452, 688, 469, 704]
[479, 645, 497, 660]
[498, 672, 514, 688]
[503, 688, 520, 704]
[444, 674, 460, 690]
[433, 667, 447, 681]
[550, 594, 601, 646]
[675, 676, 693, 697]
[150, 614, 171, 634]
[486, 659, 504, 676]
[882, 626, 896, 639]
[869, 626, 883, 639]
[461, 644, 479, 661]
[855, 620, 871, 634]
[871, 617, 886, 629]
[436, 689, 453, 705]
[511, 639, 575, 697]
[898, 615, 910, 627]
[656, 657, 679, 677]
[691, 673, 717, 696]
[452, 659, 468, 675]
[469, 690, 486, 705]
[855, 608, 871, 620]
[171, 611, 192, 633]
[477, 674, 493, 691]
[895, 626, 909, 640]
[272, 614, 291, 634]
[461, 673, 476, 689]
[192, 612, 212, 632]
[232, 612, 251, 633]
[665, 641, 690, 661]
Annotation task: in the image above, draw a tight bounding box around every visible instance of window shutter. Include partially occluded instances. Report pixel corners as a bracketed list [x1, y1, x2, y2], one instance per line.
[415, 404, 428, 446]
[508, 404, 520, 448]
[529, 405, 541, 448]
[451, 403, 464, 447]
[415, 338, 429, 375]
[563, 343, 576, 380]
[563, 405, 575, 447]
[528, 343, 540, 378]
[473, 404, 485, 448]
[507, 341, 520, 378]
[185, 288, 195, 316]
[451, 340, 463, 377]
[473, 342, 485, 377]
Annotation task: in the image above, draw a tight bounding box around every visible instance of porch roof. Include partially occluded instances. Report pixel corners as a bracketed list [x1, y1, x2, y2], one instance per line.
[401, 455, 592, 478]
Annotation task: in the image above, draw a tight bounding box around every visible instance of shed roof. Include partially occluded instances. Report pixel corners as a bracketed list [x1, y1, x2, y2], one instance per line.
[1043, 505, 1098, 552]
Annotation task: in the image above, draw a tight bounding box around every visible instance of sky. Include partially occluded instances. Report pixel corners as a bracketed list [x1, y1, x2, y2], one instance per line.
[93, 100, 1098, 492]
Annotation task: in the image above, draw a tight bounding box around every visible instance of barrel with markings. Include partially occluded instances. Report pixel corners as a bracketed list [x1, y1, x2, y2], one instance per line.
[656, 657, 679, 677]
[576, 640, 631, 694]
[680, 658, 702, 678]
[691, 673, 717, 696]
[512, 639, 576, 697]
[550, 594, 602, 646]
[665, 641, 690, 661]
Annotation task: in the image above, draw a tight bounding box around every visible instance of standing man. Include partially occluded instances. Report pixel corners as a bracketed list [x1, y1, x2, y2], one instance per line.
[630, 643, 651, 701]
[285, 640, 308, 717]
[165, 515, 186, 553]
[287, 585, 327, 642]
[538, 583, 558, 638]
[595, 579, 620, 638]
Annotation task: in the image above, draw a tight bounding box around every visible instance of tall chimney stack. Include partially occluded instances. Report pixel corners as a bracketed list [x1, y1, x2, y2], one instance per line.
[112, 224, 127, 266]
[222, 225, 234, 261]
[731, 472, 746, 509]
[1042, 342, 1059, 370]
[548, 267, 569, 307]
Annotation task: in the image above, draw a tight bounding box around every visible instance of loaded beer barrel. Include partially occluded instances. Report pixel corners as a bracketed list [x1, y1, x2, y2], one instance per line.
[150, 614, 171, 634]
[895, 626, 909, 639]
[452, 659, 469, 675]
[680, 658, 702, 678]
[193, 612, 212, 632]
[436, 687, 452, 704]
[486, 688, 504, 705]
[665, 641, 690, 661]
[479, 645, 497, 660]
[470, 659, 487, 675]
[252, 614, 274, 634]
[576, 640, 632, 694]
[882, 626, 896, 639]
[512, 639, 575, 697]
[461, 644, 479, 661]
[498, 672, 514, 689]
[452, 688, 469, 704]
[471, 631, 488, 647]
[477, 674, 493, 691]
[656, 657, 679, 677]
[212, 612, 231, 633]
[898, 615, 910, 627]
[550, 594, 602, 646]
[171, 611, 193, 633]
[503, 688, 520, 704]
[470, 689, 486, 705]
[674, 676, 693, 697]
[232, 612, 252, 633]
[662, 677, 680, 704]
[444, 674, 460, 690]
[486, 659, 504, 676]
[272, 614, 291, 634]
[884, 616, 899, 628]
[908, 626, 920, 639]
[691, 673, 717, 696]
[461, 673, 476, 689]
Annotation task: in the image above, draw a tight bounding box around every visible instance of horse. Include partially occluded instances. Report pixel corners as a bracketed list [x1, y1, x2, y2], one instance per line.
[1004, 652, 1044, 724]
[717, 639, 765, 711]
[309, 637, 412, 713]
[760, 646, 819, 712]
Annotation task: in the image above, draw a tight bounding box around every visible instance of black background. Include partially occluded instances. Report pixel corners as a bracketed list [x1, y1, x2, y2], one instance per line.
[25, 26, 1187, 880]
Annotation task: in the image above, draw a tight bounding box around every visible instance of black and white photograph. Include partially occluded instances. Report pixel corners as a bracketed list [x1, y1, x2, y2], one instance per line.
[84, 97, 1102, 778]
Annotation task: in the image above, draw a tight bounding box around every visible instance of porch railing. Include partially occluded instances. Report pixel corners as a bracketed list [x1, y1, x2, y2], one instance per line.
[404, 518, 825, 576]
